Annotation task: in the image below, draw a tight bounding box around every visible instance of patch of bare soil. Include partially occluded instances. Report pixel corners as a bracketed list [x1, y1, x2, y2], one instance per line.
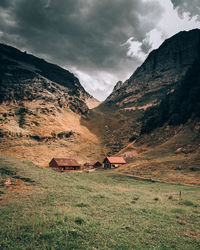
[1, 178, 29, 203]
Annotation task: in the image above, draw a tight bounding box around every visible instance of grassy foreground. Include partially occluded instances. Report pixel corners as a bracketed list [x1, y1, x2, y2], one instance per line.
[0, 154, 200, 249]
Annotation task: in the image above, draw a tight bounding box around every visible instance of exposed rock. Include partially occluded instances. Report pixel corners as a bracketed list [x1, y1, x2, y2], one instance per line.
[4, 178, 11, 185]
[113, 81, 123, 91]
[175, 147, 184, 154]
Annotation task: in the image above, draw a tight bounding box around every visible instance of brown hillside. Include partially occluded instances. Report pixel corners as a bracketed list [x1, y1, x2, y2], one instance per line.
[0, 101, 103, 166]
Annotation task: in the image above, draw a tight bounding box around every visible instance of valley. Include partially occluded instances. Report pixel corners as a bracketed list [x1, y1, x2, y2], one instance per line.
[0, 29, 200, 185]
[0, 1, 200, 249]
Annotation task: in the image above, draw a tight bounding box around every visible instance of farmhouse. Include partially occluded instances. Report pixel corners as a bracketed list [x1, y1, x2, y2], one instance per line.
[49, 158, 80, 171]
[103, 157, 126, 168]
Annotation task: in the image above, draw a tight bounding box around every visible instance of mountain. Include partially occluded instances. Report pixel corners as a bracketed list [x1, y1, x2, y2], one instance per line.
[0, 43, 102, 166]
[105, 29, 200, 110]
[109, 57, 200, 184]
[0, 43, 99, 114]
[82, 29, 200, 184]
[92, 29, 200, 155]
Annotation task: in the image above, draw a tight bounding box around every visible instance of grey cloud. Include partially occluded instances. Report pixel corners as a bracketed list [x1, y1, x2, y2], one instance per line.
[0, 0, 163, 70]
[0, 0, 164, 99]
[170, 0, 200, 20]
[140, 40, 152, 54]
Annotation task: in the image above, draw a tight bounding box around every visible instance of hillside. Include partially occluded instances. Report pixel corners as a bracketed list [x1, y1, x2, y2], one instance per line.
[0, 43, 102, 166]
[0, 154, 200, 249]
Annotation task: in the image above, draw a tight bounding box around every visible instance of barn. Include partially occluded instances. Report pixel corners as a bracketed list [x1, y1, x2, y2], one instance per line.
[49, 158, 80, 171]
[103, 157, 126, 168]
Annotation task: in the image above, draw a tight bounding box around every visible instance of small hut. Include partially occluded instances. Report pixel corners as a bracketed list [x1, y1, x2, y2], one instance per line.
[103, 157, 126, 168]
[93, 161, 102, 168]
[49, 158, 80, 171]
[83, 161, 102, 169]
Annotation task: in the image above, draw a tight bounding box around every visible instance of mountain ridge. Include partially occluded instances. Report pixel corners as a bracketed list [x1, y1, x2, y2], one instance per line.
[0, 42, 99, 114]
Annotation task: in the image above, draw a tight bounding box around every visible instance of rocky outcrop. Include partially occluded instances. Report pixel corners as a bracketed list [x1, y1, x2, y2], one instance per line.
[113, 81, 123, 91]
[106, 29, 200, 109]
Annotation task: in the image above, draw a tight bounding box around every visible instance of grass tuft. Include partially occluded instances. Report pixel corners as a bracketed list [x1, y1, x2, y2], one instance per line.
[179, 200, 199, 207]
[171, 208, 185, 214]
[76, 203, 89, 208]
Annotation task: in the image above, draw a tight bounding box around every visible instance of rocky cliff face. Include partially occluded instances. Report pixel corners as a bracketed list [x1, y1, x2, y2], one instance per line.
[0, 43, 95, 115]
[106, 29, 200, 109]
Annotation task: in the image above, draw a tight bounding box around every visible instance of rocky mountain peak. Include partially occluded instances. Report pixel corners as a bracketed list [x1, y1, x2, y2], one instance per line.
[113, 81, 123, 91]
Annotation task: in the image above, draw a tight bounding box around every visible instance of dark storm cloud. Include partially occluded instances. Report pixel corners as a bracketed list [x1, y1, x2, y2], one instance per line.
[170, 0, 200, 20]
[0, 0, 163, 73]
[0, 0, 11, 8]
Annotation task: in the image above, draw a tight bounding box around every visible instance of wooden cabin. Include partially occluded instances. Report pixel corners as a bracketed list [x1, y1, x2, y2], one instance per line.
[49, 158, 80, 171]
[93, 161, 102, 168]
[103, 157, 126, 168]
[83, 161, 102, 169]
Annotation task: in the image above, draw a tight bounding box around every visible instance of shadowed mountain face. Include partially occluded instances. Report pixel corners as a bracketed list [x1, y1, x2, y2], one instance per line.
[141, 57, 200, 134]
[0, 43, 96, 115]
[105, 29, 200, 110]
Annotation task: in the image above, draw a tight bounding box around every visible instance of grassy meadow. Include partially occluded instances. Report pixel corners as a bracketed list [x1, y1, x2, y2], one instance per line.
[0, 154, 200, 249]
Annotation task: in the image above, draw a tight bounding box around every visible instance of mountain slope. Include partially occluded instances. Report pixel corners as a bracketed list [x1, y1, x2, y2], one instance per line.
[0, 43, 98, 114]
[0, 43, 103, 166]
[141, 57, 200, 134]
[91, 29, 200, 154]
[105, 29, 200, 110]
[112, 39, 200, 182]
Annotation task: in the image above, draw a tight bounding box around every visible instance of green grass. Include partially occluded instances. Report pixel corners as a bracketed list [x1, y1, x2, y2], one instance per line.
[0, 154, 200, 249]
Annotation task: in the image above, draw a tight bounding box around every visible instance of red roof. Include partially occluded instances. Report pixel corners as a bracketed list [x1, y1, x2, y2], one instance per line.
[52, 158, 80, 166]
[104, 157, 126, 164]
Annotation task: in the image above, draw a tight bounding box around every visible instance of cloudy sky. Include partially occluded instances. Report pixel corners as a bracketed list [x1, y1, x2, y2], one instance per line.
[0, 0, 199, 100]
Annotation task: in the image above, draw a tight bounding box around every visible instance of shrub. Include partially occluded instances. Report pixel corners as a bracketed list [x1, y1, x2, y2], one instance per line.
[74, 217, 85, 225]
[168, 195, 173, 200]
